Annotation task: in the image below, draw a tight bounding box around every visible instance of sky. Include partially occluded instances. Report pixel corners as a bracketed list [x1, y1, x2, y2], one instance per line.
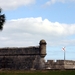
[0, 0, 75, 61]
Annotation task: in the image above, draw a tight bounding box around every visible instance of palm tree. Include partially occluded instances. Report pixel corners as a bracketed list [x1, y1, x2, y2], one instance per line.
[0, 8, 5, 30]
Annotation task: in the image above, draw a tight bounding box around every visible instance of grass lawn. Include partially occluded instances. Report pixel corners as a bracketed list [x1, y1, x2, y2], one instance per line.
[0, 70, 75, 75]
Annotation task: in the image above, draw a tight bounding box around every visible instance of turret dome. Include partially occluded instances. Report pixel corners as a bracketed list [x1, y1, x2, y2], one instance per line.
[39, 39, 46, 44]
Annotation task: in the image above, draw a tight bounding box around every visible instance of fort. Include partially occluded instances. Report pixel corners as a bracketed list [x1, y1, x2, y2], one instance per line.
[0, 39, 46, 70]
[0, 39, 75, 70]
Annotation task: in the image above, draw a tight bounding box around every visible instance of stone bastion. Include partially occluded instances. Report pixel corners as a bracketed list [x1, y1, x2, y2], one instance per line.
[0, 39, 47, 70]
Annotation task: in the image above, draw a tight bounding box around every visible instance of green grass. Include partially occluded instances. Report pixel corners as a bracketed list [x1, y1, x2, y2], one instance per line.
[0, 70, 75, 75]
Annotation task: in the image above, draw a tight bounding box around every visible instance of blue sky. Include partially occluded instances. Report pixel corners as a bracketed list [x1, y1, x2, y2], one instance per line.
[0, 0, 75, 61]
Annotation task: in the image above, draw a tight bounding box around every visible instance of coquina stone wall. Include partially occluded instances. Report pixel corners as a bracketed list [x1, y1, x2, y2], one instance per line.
[45, 60, 75, 69]
[0, 39, 47, 70]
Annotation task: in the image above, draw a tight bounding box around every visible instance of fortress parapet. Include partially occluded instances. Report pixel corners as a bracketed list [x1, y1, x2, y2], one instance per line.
[45, 60, 75, 69]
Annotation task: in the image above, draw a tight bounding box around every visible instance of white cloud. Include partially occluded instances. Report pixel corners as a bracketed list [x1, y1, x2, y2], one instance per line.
[0, 0, 36, 10]
[0, 17, 75, 47]
[43, 0, 75, 7]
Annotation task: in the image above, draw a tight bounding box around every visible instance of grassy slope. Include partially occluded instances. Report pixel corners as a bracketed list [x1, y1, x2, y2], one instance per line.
[0, 70, 75, 75]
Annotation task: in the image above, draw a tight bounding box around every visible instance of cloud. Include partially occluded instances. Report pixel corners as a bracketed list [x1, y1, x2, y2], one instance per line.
[43, 0, 75, 7]
[0, 0, 36, 10]
[0, 17, 75, 47]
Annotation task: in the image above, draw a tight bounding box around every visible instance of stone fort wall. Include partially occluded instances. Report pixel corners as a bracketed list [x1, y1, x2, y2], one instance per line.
[0, 39, 47, 70]
[45, 60, 75, 69]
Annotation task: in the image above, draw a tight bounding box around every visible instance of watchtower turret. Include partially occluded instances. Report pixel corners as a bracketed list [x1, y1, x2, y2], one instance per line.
[39, 39, 47, 58]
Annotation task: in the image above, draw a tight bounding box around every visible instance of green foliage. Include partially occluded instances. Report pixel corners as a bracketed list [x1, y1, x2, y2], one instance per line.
[0, 8, 6, 30]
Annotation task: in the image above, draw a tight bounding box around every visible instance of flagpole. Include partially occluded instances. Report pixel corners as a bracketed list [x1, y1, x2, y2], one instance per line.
[62, 47, 66, 61]
[64, 50, 65, 61]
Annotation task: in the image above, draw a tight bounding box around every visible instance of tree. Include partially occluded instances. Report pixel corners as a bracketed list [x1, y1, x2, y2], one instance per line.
[0, 8, 5, 30]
